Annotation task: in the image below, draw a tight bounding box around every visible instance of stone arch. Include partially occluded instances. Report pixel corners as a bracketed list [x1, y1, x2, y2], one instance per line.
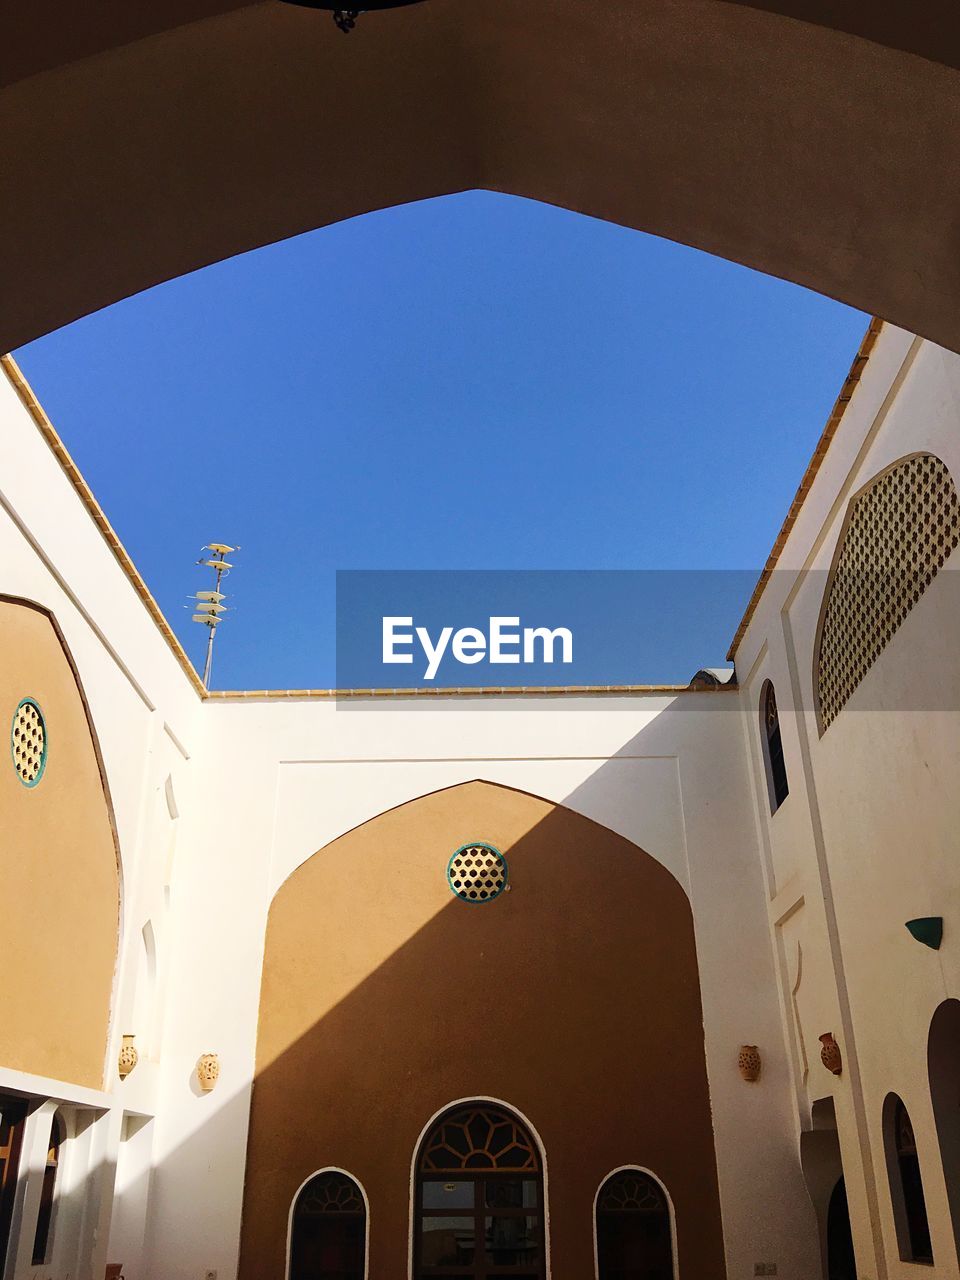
[239, 780, 724, 1279]
[5, 2, 960, 353]
[0, 596, 121, 1088]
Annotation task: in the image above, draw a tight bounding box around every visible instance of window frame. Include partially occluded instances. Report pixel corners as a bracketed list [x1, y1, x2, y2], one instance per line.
[593, 1165, 678, 1280]
[760, 679, 789, 814]
[286, 1166, 369, 1280]
[412, 1101, 547, 1280]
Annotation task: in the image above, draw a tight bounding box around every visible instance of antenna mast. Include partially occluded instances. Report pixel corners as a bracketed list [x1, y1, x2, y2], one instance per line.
[191, 543, 237, 687]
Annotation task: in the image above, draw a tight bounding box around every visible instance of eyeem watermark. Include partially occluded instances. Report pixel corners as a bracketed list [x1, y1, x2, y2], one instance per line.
[383, 616, 574, 681]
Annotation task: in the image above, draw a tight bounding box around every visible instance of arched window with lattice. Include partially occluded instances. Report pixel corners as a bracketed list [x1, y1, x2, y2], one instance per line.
[883, 1095, 933, 1264]
[814, 453, 960, 732]
[414, 1103, 545, 1279]
[596, 1168, 674, 1280]
[289, 1169, 366, 1280]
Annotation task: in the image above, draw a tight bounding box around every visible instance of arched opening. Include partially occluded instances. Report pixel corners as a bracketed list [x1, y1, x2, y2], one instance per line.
[826, 1178, 857, 1280]
[241, 781, 725, 1279]
[595, 1167, 675, 1280]
[928, 999, 960, 1256]
[0, 597, 121, 1090]
[883, 1094, 933, 1264]
[31, 1112, 63, 1266]
[813, 454, 960, 733]
[6, 3, 960, 357]
[288, 1169, 367, 1280]
[761, 680, 789, 813]
[414, 1102, 545, 1279]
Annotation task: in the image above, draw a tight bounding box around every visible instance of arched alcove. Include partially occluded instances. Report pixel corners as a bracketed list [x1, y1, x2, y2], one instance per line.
[0, 597, 121, 1088]
[238, 780, 724, 1279]
[928, 1000, 960, 1257]
[882, 1093, 933, 1265]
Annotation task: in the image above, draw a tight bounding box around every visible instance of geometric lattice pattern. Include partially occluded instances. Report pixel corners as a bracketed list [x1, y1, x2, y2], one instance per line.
[296, 1171, 365, 1216]
[447, 843, 508, 904]
[597, 1169, 667, 1214]
[11, 698, 47, 787]
[420, 1105, 540, 1173]
[817, 454, 960, 730]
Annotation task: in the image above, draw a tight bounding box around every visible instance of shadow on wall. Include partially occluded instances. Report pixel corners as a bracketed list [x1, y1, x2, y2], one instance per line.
[236, 777, 726, 1280]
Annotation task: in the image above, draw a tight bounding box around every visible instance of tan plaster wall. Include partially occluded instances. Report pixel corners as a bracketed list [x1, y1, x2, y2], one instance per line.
[240, 780, 724, 1279]
[0, 599, 120, 1089]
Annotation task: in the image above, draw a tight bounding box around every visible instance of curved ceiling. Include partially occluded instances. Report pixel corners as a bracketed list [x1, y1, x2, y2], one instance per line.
[3, 0, 960, 353]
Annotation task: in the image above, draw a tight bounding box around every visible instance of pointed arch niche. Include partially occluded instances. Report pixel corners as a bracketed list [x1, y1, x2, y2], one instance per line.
[238, 781, 724, 1278]
[0, 596, 120, 1088]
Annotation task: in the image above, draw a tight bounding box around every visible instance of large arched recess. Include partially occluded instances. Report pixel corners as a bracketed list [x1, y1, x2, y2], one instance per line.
[0, 598, 121, 1089]
[3, 2, 960, 354]
[239, 780, 724, 1279]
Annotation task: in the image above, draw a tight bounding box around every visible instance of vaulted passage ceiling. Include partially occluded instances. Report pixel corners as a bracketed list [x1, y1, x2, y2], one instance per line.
[3, 0, 960, 353]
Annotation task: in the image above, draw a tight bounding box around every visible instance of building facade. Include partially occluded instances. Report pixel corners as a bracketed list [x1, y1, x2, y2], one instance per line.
[0, 319, 958, 1279]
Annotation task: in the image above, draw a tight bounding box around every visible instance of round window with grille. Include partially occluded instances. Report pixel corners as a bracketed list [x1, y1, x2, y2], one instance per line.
[11, 698, 47, 788]
[447, 842, 508, 904]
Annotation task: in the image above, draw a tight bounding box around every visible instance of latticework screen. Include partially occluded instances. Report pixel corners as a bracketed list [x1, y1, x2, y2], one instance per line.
[296, 1171, 365, 1216]
[816, 454, 959, 730]
[420, 1106, 540, 1173]
[597, 1170, 667, 1214]
[447, 844, 508, 904]
[11, 698, 47, 786]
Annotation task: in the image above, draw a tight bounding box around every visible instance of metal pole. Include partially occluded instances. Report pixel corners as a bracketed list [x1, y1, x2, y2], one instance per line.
[202, 555, 226, 687]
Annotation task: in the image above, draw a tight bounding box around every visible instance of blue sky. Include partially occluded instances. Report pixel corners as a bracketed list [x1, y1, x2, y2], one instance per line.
[14, 191, 867, 689]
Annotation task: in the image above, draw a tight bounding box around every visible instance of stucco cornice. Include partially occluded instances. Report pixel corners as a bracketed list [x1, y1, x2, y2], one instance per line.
[726, 316, 883, 661]
[0, 353, 207, 697]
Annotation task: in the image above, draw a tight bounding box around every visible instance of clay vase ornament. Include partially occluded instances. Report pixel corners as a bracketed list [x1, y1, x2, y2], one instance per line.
[197, 1053, 220, 1092]
[820, 1032, 843, 1076]
[118, 1034, 139, 1079]
[738, 1045, 762, 1082]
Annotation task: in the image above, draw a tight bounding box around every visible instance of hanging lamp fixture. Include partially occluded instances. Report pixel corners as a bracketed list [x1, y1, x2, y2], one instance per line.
[280, 0, 428, 34]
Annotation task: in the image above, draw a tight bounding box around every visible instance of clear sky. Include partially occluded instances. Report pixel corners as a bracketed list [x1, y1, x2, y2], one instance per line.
[14, 191, 867, 689]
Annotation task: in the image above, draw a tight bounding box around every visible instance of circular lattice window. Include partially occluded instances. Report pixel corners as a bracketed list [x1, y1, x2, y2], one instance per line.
[447, 843, 508, 904]
[11, 698, 47, 787]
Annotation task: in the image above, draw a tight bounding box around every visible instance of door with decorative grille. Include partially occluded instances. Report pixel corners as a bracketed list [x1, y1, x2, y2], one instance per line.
[415, 1104, 546, 1280]
[596, 1169, 674, 1280]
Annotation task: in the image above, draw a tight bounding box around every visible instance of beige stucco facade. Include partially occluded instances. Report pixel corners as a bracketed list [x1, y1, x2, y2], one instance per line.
[0, 318, 957, 1280]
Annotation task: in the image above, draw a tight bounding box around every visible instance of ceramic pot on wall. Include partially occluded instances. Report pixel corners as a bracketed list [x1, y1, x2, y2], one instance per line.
[738, 1044, 762, 1082]
[197, 1053, 220, 1092]
[118, 1034, 139, 1079]
[819, 1032, 842, 1076]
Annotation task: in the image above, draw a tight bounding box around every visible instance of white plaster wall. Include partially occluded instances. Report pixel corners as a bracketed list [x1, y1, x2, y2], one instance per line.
[0, 367, 202, 1280]
[736, 326, 960, 1280]
[147, 690, 814, 1279]
[18, 318, 960, 1280]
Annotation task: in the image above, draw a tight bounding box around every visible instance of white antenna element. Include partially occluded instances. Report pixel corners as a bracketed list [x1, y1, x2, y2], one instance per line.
[191, 543, 238, 687]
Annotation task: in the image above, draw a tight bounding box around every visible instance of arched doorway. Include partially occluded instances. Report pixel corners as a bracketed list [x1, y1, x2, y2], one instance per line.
[414, 1102, 545, 1279]
[826, 1178, 856, 1280]
[928, 999, 960, 1257]
[883, 1094, 933, 1264]
[288, 1170, 367, 1280]
[595, 1168, 675, 1280]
